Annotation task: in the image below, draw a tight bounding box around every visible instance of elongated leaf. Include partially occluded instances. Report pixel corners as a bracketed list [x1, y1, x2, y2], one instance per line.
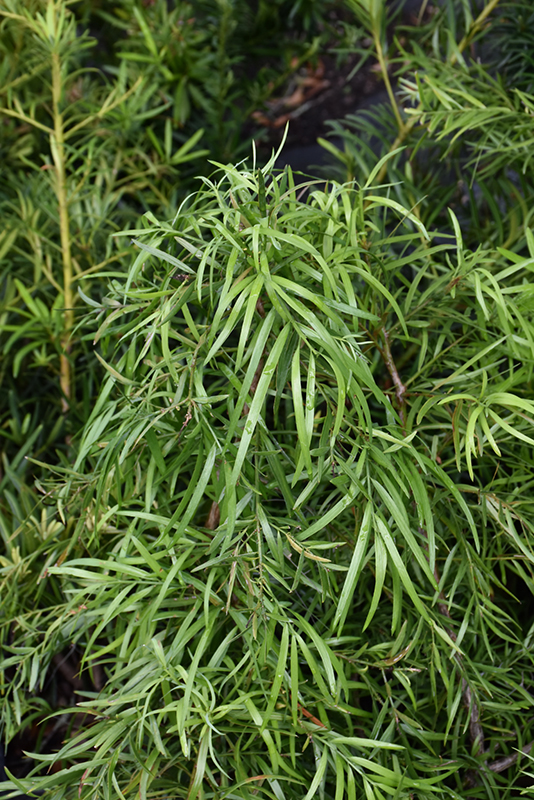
[333, 502, 373, 633]
[375, 517, 429, 620]
[231, 324, 290, 481]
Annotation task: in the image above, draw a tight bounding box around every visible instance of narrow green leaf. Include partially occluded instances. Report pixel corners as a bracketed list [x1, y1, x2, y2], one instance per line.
[291, 345, 312, 480]
[363, 532, 386, 631]
[372, 479, 437, 588]
[366, 195, 429, 240]
[334, 502, 372, 633]
[232, 323, 290, 482]
[375, 517, 429, 621]
[94, 351, 137, 385]
[261, 623, 289, 733]
[303, 747, 328, 800]
[144, 428, 165, 474]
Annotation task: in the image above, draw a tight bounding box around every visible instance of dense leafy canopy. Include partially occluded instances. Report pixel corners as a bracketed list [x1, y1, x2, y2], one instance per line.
[2, 1, 534, 798]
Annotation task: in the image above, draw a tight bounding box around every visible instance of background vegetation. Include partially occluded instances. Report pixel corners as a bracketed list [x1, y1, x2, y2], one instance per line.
[2, 0, 534, 798]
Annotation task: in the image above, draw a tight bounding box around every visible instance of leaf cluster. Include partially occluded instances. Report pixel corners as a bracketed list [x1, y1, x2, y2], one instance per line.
[0, 0, 340, 503]
[3, 1, 534, 799]
[4, 139, 534, 797]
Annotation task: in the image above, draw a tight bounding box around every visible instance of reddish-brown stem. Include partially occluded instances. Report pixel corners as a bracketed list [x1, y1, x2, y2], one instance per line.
[488, 742, 533, 773]
[378, 327, 407, 429]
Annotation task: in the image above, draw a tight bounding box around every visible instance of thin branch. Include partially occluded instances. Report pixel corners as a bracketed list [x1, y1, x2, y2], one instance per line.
[381, 327, 407, 427]
[454, 0, 502, 63]
[370, 0, 503, 189]
[488, 741, 533, 773]
[463, 681, 485, 755]
[0, 106, 53, 135]
[374, 30, 404, 134]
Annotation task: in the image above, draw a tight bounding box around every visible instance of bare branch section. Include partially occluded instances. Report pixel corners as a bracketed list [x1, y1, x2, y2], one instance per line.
[488, 741, 533, 773]
[381, 328, 407, 427]
[462, 681, 485, 754]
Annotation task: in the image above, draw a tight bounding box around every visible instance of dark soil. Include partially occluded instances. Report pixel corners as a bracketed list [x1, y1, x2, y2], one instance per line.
[248, 0, 427, 174]
[251, 52, 385, 149]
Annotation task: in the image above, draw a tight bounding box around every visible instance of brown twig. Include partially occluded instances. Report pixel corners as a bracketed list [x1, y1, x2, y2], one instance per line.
[379, 327, 407, 428]
[243, 357, 264, 416]
[204, 500, 220, 531]
[488, 741, 533, 773]
[177, 407, 192, 444]
[463, 681, 485, 755]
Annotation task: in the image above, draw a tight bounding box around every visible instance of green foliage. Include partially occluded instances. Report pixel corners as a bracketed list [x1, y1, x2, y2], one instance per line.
[0, 0, 338, 499]
[77, 0, 338, 163]
[3, 139, 534, 796]
[0, 0, 208, 495]
[3, 0, 534, 798]
[322, 0, 534, 253]
[489, 0, 534, 91]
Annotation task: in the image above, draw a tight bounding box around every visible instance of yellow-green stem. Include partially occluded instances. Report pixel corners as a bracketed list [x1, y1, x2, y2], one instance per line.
[51, 49, 73, 411]
[454, 0, 501, 63]
[371, 0, 502, 191]
[374, 31, 404, 135]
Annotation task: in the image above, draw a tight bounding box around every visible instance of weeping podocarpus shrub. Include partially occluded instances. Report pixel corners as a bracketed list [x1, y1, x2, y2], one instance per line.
[3, 143, 534, 799]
